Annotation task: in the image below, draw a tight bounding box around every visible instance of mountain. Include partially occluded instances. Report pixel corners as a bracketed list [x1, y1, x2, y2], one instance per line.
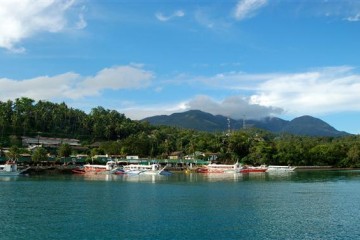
[143, 110, 228, 132]
[282, 115, 349, 137]
[142, 110, 350, 137]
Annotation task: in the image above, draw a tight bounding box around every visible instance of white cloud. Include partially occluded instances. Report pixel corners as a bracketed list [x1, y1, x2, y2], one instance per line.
[194, 9, 231, 30]
[0, 65, 153, 101]
[185, 95, 283, 119]
[122, 107, 178, 120]
[76, 13, 87, 29]
[155, 10, 185, 22]
[117, 66, 360, 121]
[346, 13, 360, 22]
[250, 66, 360, 116]
[307, 0, 360, 22]
[0, 0, 86, 52]
[121, 95, 282, 121]
[192, 66, 360, 117]
[73, 66, 154, 97]
[234, 0, 268, 20]
[0, 72, 80, 100]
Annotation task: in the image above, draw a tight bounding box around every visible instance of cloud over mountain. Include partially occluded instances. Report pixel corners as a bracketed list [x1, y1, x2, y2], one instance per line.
[187, 66, 360, 116]
[185, 95, 283, 119]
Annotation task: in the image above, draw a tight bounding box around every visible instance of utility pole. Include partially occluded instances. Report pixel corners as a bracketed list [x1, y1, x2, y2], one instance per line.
[243, 115, 246, 129]
[227, 117, 231, 136]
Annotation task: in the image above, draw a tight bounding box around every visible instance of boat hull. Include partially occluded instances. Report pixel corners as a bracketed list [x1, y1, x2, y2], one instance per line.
[0, 172, 21, 176]
[266, 166, 296, 172]
[240, 168, 267, 173]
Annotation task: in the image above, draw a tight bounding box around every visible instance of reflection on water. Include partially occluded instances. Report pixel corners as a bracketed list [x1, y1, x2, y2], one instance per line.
[0, 176, 18, 182]
[79, 173, 118, 182]
[293, 169, 360, 182]
[201, 173, 241, 182]
[0, 174, 30, 182]
[72, 172, 173, 183]
[69, 171, 298, 183]
[3, 170, 359, 184]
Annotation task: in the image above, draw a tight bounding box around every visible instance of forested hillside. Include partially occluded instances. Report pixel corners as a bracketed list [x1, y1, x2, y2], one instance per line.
[143, 110, 349, 137]
[1, 97, 360, 168]
[0, 97, 149, 143]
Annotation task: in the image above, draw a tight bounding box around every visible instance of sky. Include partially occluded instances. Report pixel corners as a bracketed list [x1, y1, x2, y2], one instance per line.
[1, 0, 360, 134]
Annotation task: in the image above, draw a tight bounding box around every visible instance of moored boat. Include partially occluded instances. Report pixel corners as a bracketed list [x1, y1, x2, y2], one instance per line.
[112, 168, 126, 175]
[122, 164, 170, 175]
[240, 165, 267, 173]
[0, 161, 29, 176]
[197, 162, 242, 174]
[266, 165, 296, 172]
[72, 160, 117, 174]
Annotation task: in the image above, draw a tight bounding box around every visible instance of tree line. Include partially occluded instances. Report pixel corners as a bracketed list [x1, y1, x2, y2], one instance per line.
[1, 97, 360, 167]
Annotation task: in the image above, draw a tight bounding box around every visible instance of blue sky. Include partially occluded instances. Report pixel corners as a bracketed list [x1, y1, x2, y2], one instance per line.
[1, 0, 360, 134]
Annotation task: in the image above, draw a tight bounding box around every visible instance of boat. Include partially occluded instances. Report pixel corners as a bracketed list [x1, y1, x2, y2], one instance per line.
[0, 161, 29, 176]
[141, 164, 170, 175]
[122, 164, 170, 175]
[72, 160, 117, 174]
[112, 168, 126, 175]
[266, 165, 296, 172]
[240, 165, 268, 173]
[196, 162, 242, 174]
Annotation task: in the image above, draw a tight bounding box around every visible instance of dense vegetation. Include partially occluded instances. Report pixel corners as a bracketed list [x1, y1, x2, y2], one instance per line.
[1, 97, 360, 167]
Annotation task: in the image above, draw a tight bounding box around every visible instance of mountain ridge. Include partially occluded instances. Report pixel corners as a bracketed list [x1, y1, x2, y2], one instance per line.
[142, 110, 350, 137]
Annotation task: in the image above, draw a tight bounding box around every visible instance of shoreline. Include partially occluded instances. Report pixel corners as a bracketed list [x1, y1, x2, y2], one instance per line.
[295, 166, 359, 171]
[17, 165, 360, 175]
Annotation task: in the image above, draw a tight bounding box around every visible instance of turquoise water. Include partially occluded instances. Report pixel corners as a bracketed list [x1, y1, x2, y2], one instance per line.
[1, 171, 360, 240]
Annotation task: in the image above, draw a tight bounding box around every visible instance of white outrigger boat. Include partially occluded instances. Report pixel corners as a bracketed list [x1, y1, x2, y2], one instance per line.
[266, 165, 296, 172]
[122, 164, 170, 175]
[0, 161, 29, 176]
[197, 162, 242, 174]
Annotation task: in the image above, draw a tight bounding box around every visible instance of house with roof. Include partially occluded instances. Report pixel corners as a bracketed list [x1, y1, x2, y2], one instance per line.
[169, 151, 183, 160]
[22, 136, 81, 148]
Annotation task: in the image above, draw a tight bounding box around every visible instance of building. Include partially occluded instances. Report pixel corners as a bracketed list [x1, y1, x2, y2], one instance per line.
[169, 151, 183, 160]
[22, 136, 81, 148]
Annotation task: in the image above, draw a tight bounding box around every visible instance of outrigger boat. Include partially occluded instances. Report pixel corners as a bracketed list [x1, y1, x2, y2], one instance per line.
[196, 162, 242, 174]
[266, 165, 296, 172]
[122, 164, 170, 175]
[0, 161, 29, 176]
[240, 165, 267, 173]
[72, 160, 117, 174]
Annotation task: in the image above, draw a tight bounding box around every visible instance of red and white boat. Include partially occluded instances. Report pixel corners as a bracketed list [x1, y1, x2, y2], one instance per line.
[197, 162, 242, 174]
[72, 160, 117, 174]
[240, 165, 267, 173]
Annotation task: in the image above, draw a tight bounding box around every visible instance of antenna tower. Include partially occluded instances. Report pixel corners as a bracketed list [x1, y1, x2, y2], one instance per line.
[227, 117, 231, 135]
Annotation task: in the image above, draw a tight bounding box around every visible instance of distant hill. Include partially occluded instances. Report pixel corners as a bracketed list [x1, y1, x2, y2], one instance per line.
[142, 110, 350, 137]
[281, 115, 349, 137]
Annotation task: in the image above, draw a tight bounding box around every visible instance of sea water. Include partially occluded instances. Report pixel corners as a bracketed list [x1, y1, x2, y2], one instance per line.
[1, 171, 360, 240]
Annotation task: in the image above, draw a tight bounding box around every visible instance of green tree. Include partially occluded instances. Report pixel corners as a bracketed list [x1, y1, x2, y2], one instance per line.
[6, 146, 20, 161]
[32, 147, 48, 163]
[346, 144, 360, 167]
[228, 131, 251, 162]
[246, 140, 275, 165]
[58, 143, 72, 158]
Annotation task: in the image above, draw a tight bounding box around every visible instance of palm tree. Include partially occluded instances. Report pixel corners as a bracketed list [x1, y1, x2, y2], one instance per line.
[6, 146, 20, 162]
[32, 147, 48, 164]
